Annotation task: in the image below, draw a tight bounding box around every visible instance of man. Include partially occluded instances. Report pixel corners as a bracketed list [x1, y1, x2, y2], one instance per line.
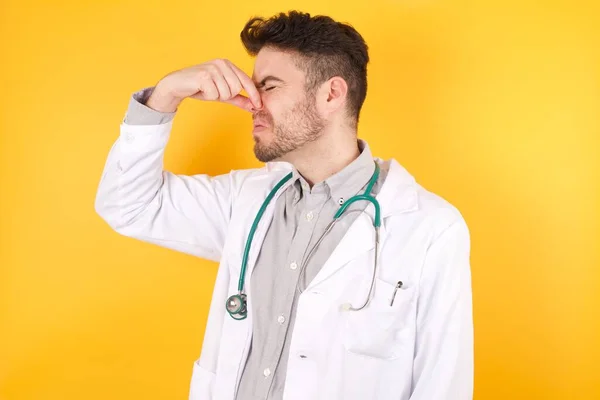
[95, 10, 473, 400]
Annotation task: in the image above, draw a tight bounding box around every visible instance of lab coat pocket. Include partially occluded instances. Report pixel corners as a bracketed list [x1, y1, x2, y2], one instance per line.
[189, 360, 216, 400]
[342, 277, 415, 360]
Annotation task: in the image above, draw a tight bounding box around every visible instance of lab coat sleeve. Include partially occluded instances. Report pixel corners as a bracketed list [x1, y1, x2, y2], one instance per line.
[410, 216, 474, 399]
[94, 119, 235, 262]
[124, 86, 177, 126]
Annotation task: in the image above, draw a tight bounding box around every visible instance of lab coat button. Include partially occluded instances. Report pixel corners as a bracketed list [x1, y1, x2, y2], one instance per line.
[290, 261, 298, 270]
[263, 368, 271, 377]
[277, 315, 286, 324]
[305, 211, 314, 221]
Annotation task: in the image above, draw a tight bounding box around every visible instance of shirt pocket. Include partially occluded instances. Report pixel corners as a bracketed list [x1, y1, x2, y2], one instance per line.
[341, 277, 416, 360]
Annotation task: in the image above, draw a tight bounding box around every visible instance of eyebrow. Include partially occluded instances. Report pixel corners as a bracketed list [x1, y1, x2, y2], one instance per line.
[254, 75, 285, 88]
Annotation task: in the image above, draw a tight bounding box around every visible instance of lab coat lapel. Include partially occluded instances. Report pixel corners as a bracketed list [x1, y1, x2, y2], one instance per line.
[306, 212, 378, 290]
[306, 159, 419, 290]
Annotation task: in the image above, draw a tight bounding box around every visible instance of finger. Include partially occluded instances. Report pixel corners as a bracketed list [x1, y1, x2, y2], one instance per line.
[223, 94, 254, 112]
[198, 78, 219, 101]
[208, 64, 232, 100]
[217, 60, 243, 99]
[227, 62, 262, 109]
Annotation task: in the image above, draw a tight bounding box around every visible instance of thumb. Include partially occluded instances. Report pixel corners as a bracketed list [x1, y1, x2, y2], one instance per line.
[223, 94, 255, 112]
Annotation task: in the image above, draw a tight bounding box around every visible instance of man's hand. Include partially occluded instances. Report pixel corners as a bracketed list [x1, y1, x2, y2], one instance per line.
[146, 59, 262, 113]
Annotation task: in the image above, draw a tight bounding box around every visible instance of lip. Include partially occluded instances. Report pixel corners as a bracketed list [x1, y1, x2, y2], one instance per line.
[253, 126, 268, 134]
[253, 120, 269, 134]
[253, 121, 268, 128]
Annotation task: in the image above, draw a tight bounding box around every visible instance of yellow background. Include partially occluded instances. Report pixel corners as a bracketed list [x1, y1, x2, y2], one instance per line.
[1, 0, 599, 399]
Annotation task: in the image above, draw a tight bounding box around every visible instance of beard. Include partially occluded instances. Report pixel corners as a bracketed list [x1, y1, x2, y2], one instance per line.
[253, 95, 325, 163]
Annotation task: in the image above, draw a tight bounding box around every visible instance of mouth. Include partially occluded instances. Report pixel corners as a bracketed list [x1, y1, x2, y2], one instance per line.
[253, 121, 269, 133]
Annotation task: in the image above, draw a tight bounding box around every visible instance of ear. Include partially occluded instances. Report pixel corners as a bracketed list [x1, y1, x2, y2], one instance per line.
[316, 76, 348, 115]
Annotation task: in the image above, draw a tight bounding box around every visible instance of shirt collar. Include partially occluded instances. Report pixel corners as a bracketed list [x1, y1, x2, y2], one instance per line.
[325, 139, 375, 205]
[289, 139, 375, 205]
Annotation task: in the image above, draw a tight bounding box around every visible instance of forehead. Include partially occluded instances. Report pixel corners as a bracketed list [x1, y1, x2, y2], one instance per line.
[252, 47, 306, 84]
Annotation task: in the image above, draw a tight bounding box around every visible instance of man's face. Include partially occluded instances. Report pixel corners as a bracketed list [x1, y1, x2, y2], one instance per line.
[251, 47, 325, 162]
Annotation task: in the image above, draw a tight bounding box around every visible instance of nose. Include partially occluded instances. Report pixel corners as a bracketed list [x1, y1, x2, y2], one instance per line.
[251, 101, 264, 113]
[252, 93, 266, 111]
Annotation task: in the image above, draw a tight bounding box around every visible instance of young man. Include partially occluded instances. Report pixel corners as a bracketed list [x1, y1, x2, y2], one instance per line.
[95, 10, 473, 400]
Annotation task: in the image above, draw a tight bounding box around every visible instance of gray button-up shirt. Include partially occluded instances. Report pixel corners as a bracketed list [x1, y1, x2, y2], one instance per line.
[125, 87, 387, 400]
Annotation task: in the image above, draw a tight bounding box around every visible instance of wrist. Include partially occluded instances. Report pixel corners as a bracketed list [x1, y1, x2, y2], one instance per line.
[145, 84, 181, 113]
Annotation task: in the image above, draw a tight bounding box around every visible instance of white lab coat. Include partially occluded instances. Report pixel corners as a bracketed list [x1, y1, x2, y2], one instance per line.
[95, 120, 473, 400]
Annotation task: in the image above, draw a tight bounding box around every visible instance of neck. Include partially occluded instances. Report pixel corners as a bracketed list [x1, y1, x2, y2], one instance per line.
[281, 129, 360, 186]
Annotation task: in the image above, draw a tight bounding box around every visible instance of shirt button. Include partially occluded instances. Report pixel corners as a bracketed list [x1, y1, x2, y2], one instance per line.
[305, 211, 314, 221]
[290, 261, 298, 270]
[277, 315, 286, 324]
[263, 367, 271, 377]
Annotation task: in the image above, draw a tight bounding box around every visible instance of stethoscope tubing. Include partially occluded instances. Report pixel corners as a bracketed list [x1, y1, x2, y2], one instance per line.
[227, 162, 381, 320]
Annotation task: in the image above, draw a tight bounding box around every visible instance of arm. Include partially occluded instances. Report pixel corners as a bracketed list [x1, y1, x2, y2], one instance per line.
[94, 88, 234, 262]
[95, 60, 262, 261]
[410, 216, 474, 399]
[123, 86, 177, 125]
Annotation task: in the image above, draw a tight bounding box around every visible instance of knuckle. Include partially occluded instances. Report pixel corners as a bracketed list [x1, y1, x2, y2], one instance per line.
[197, 68, 212, 81]
[206, 64, 219, 75]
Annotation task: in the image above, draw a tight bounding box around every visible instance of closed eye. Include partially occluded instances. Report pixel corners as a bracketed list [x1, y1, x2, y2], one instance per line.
[264, 86, 276, 91]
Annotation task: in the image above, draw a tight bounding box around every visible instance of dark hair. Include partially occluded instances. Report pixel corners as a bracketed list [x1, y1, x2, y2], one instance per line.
[240, 11, 369, 127]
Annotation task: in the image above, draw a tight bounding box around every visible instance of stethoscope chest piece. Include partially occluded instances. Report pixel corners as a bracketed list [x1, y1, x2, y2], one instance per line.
[226, 293, 248, 320]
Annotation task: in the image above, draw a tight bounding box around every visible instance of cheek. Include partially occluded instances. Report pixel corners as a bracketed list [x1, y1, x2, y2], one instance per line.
[264, 101, 294, 124]
[261, 99, 280, 124]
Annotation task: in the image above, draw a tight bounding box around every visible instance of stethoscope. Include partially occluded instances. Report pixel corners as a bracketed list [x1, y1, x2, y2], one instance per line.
[225, 162, 382, 320]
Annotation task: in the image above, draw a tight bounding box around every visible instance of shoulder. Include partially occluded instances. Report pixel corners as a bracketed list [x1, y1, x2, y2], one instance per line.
[382, 159, 469, 241]
[227, 162, 294, 198]
[416, 183, 466, 226]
